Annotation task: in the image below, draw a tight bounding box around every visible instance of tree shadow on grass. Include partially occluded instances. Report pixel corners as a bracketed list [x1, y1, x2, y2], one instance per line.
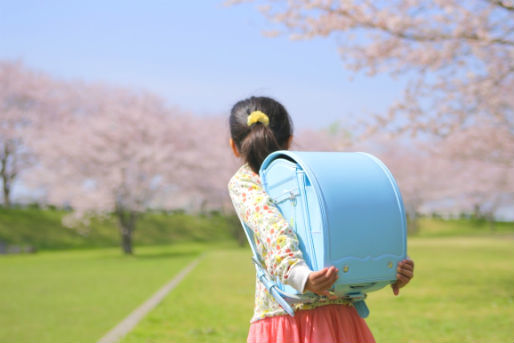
[96, 248, 204, 261]
[133, 250, 201, 260]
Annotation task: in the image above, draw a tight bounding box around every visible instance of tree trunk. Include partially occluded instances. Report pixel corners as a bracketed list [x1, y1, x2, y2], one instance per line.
[1, 147, 11, 208]
[2, 180, 10, 208]
[120, 225, 133, 254]
[472, 204, 481, 221]
[116, 208, 137, 255]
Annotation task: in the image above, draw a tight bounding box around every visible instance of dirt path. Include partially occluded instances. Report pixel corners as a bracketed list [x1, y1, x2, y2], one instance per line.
[96, 256, 203, 343]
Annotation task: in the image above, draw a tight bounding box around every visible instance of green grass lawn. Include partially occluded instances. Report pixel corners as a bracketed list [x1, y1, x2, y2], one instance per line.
[413, 217, 514, 238]
[120, 249, 255, 343]
[1, 213, 513, 343]
[0, 242, 235, 343]
[367, 237, 514, 343]
[121, 237, 514, 343]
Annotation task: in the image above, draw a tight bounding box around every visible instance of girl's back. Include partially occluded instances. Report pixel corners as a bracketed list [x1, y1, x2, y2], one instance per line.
[227, 96, 413, 343]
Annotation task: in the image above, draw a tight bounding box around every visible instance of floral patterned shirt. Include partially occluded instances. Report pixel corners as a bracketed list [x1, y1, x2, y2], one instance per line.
[228, 164, 350, 322]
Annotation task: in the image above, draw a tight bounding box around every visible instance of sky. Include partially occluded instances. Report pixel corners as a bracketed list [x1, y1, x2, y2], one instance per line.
[0, 0, 405, 130]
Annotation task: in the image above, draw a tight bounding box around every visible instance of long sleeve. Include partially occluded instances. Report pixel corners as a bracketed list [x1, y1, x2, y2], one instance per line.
[228, 164, 311, 292]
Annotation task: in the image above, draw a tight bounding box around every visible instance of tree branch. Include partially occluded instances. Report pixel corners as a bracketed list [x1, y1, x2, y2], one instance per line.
[330, 7, 514, 46]
[484, 0, 514, 12]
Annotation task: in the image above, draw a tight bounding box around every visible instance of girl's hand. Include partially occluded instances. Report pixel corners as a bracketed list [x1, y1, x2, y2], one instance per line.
[391, 259, 414, 296]
[305, 266, 339, 299]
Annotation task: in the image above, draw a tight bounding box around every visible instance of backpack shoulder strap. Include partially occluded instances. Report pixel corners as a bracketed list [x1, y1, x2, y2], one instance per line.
[231, 201, 296, 316]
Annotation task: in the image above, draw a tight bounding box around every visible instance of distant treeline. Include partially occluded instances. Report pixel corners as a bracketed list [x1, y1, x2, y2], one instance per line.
[1, 206, 513, 254]
[0, 206, 245, 253]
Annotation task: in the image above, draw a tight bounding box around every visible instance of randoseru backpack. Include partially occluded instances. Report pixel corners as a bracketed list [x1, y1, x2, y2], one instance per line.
[235, 151, 407, 318]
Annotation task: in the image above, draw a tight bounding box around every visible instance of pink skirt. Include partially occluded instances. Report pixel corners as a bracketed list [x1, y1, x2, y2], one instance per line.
[247, 304, 375, 343]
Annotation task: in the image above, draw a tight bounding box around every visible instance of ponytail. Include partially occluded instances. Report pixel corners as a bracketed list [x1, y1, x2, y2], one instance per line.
[229, 96, 293, 174]
[240, 124, 281, 174]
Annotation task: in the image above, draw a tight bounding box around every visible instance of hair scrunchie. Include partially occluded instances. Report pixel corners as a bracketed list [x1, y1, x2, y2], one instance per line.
[247, 111, 269, 127]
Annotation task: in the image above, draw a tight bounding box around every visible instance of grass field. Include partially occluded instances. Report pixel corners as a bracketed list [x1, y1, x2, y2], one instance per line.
[1, 212, 513, 343]
[366, 237, 514, 343]
[413, 217, 514, 238]
[120, 249, 254, 343]
[120, 237, 514, 343]
[0, 242, 235, 343]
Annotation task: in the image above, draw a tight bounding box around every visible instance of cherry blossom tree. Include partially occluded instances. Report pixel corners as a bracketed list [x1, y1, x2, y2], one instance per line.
[31, 83, 209, 254]
[2, 61, 240, 253]
[227, 0, 514, 218]
[0, 60, 61, 207]
[347, 128, 514, 227]
[158, 113, 237, 212]
[228, 0, 513, 136]
[432, 122, 514, 225]
[293, 122, 354, 151]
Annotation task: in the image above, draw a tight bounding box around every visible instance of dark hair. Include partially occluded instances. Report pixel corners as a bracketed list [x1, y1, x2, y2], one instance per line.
[229, 96, 293, 174]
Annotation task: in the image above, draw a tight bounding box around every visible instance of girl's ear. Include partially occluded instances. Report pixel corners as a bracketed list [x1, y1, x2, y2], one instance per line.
[229, 138, 240, 158]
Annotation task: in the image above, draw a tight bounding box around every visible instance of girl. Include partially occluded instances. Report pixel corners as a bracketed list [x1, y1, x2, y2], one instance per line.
[228, 96, 414, 343]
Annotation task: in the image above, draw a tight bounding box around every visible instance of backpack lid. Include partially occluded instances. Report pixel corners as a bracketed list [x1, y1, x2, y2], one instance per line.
[260, 150, 407, 269]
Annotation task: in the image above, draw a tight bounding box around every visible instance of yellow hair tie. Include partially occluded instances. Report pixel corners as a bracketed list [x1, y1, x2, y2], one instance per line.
[247, 110, 270, 127]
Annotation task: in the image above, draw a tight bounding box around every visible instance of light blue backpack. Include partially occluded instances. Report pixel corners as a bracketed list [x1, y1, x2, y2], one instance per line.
[237, 151, 407, 318]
